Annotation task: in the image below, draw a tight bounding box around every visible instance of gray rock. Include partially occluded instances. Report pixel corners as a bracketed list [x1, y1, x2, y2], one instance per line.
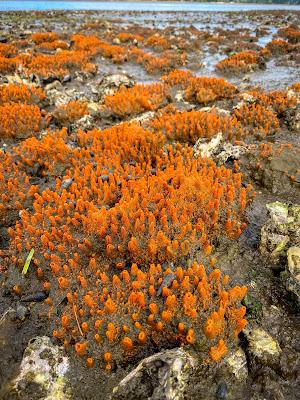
[129, 111, 155, 126]
[60, 178, 74, 191]
[221, 348, 248, 382]
[111, 348, 196, 400]
[245, 327, 281, 368]
[287, 104, 300, 131]
[260, 202, 300, 262]
[193, 132, 247, 164]
[72, 115, 94, 131]
[97, 73, 135, 102]
[216, 383, 228, 400]
[281, 247, 300, 302]
[12, 336, 71, 399]
[157, 273, 176, 297]
[15, 304, 29, 321]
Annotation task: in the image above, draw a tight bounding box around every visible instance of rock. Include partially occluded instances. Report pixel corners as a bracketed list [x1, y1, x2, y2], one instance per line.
[12, 336, 71, 399]
[113, 37, 121, 44]
[286, 104, 300, 131]
[129, 111, 155, 126]
[60, 178, 73, 191]
[87, 102, 99, 115]
[199, 106, 231, 116]
[5, 74, 23, 84]
[240, 92, 256, 103]
[97, 73, 135, 102]
[216, 142, 247, 165]
[175, 90, 185, 102]
[221, 348, 248, 382]
[72, 115, 95, 131]
[245, 327, 281, 368]
[15, 304, 29, 321]
[157, 273, 176, 296]
[111, 348, 196, 400]
[42, 76, 58, 85]
[21, 291, 49, 303]
[287, 89, 300, 104]
[281, 247, 300, 302]
[216, 382, 228, 400]
[45, 80, 62, 91]
[194, 132, 224, 159]
[62, 75, 72, 83]
[193, 132, 247, 164]
[260, 202, 300, 262]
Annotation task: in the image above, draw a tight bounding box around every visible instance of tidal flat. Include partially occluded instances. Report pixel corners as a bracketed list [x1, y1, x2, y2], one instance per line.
[0, 8, 299, 400]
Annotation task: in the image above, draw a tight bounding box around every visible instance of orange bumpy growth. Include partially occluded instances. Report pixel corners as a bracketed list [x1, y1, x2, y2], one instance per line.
[185, 77, 237, 104]
[51, 261, 247, 368]
[0, 84, 46, 105]
[104, 83, 168, 117]
[0, 103, 43, 138]
[216, 51, 262, 74]
[150, 109, 243, 143]
[53, 100, 89, 125]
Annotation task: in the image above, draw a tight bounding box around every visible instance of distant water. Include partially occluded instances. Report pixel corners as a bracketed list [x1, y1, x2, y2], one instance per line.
[1, 1, 300, 12]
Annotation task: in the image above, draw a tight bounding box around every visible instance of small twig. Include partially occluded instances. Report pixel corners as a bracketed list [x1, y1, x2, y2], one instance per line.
[73, 303, 84, 337]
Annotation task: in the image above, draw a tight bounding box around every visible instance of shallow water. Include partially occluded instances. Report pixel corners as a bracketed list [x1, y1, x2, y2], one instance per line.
[1, 1, 300, 12]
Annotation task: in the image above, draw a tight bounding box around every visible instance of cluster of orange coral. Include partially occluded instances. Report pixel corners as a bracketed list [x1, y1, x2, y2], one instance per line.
[6, 120, 251, 368]
[0, 103, 43, 138]
[216, 51, 262, 74]
[241, 90, 297, 114]
[150, 110, 242, 143]
[53, 262, 247, 368]
[128, 47, 186, 75]
[233, 103, 279, 137]
[104, 83, 168, 117]
[0, 151, 38, 225]
[266, 39, 291, 55]
[290, 82, 300, 93]
[116, 33, 144, 43]
[71, 34, 127, 63]
[146, 35, 170, 51]
[30, 32, 59, 44]
[277, 26, 300, 44]
[53, 100, 89, 125]
[21, 50, 96, 78]
[0, 56, 17, 74]
[0, 43, 18, 57]
[161, 69, 194, 87]
[185, 77, 237, 104]
[0, 83, 46, 105]
[36, 40, 69, 51]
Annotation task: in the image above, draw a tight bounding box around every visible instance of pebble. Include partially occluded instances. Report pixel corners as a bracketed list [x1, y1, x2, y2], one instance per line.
[21, 291, 49, 303]
[216, 382, 228, 400]
[15, 304, 29, 321]
[157, 273, 176, 296]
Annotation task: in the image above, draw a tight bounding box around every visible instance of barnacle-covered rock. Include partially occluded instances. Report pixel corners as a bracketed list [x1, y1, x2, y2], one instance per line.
[97, 73, 135, 102]
[260, 202, 300, 262]
[220, 348, 248, 383]
[111, 348, 196, 400]
[281, 247, 300, 302]
[11, 336, 71, 400]
[244, 327, 281, 368]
